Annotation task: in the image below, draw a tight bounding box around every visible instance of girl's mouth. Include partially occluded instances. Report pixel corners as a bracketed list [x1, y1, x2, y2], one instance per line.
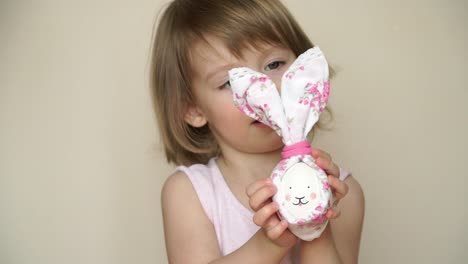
[252, 121, 269, 128]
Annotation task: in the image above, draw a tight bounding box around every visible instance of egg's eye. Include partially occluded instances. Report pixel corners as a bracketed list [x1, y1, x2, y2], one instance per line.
[289, 186, 292, 189]
[307, 186, 310, 188]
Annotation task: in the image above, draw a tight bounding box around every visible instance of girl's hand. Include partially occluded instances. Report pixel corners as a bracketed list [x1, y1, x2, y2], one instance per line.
[246, 178, 298, 248]
[311, 148, 349, 219]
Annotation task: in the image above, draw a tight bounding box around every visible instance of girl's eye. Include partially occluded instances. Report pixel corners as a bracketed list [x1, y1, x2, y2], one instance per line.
[265, 61, 285, 71]
[219, 80, 231, 90]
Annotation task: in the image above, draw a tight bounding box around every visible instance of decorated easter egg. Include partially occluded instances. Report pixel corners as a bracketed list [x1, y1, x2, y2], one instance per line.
[280, 162, 323, 219]
[272, 159, 333, 241]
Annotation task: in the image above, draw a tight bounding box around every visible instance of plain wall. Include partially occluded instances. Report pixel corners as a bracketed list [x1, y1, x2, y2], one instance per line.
[1, 0, 467, 263]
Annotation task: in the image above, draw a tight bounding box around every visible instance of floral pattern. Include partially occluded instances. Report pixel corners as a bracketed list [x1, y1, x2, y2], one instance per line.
[269, 154, 333, 241]
[228, 46, 332, 241]
[298, 80, 330, 113]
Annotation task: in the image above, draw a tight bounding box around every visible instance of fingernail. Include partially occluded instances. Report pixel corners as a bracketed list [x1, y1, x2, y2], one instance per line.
[269, 185, 277, 192]
[272, 202, 279, 210]
[281, 219, 288, 227]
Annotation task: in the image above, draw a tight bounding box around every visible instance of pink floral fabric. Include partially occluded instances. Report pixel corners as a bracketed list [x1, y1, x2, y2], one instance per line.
[228, 47, 333, 241]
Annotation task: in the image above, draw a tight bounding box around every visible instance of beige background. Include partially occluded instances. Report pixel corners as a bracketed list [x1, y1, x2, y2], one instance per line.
[1, 0, 467, 263]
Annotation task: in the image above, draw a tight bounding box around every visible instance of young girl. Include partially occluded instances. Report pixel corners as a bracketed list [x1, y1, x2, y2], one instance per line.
[149, 0, 365, 263]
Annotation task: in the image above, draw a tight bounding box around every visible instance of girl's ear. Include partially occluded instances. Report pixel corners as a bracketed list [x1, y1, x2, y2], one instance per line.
[184, 106, 207, 127]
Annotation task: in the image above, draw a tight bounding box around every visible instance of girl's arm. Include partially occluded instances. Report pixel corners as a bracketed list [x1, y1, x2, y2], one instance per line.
[299, 176, 365, 264]
[299, 224, 343, 263]
[304, 149, 365, 264]
[161, 171, 292, 264]
[330, 176, 365, 264]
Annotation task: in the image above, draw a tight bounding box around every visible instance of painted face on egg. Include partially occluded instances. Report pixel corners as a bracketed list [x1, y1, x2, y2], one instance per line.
[281, 163, 321, 218]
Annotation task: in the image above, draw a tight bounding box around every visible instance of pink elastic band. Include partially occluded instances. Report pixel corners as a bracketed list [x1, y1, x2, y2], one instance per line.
[281, 141, 312, 159]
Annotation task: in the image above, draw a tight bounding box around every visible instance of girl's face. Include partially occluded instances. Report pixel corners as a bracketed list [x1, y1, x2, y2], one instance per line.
[188, 35, 296, 155]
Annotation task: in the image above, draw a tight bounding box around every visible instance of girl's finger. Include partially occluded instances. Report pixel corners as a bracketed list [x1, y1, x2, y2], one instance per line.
[326, 207, 341, 219]
[311, 148, 332, 162]
[246, 177, 272, 197]
[328, 176, 348, 202]
[316, 157, 340, 178]
[266, 219, 289, 241]
[263, 212, 282, 231]
[253, 202, 280, 228]
[249, 184, 277, 211]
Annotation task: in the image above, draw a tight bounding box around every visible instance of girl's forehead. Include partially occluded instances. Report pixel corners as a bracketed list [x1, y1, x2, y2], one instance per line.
[190, 36, 245, 80]
[191, 36, 237, 65]
[189, 35, 281, 79]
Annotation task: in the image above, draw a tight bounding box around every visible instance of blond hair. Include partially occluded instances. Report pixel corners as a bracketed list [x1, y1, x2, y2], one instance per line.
[149, 0, 334, 166]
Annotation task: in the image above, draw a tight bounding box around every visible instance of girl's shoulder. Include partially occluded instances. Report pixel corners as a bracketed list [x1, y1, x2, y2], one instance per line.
[172, 158, 220, 197]
[174, 158, 219, 184]
[161, 158, 224, 262]
[162, 157, 220, 222]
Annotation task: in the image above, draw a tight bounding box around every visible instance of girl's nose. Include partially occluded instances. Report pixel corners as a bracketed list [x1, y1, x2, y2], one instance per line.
[277, 84, 282, 95]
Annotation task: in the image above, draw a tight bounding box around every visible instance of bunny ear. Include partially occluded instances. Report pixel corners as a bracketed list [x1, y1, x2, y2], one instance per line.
[281, 47, 330, 143]
[228, 67, 288, 138]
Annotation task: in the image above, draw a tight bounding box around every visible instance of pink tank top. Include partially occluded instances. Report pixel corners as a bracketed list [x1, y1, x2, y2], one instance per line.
[175, 157, 350, 263]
